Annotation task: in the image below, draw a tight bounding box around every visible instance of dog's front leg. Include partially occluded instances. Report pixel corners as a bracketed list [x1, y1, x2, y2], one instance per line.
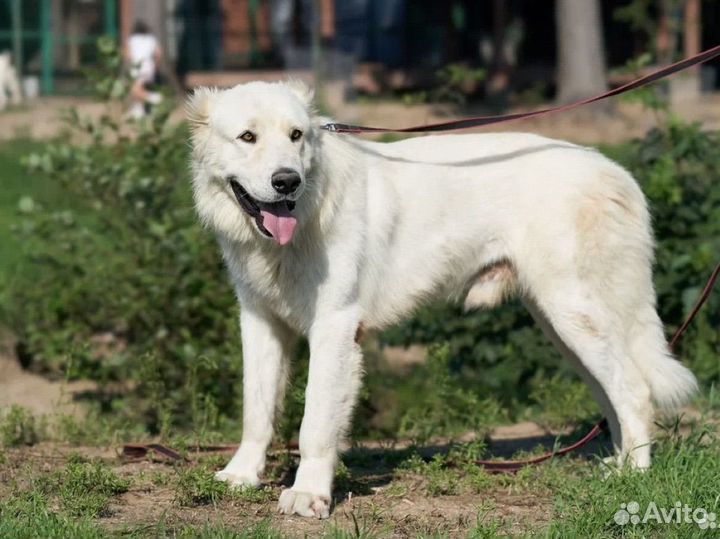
[278, 306, 363, 519]
[215, 302, 293, 488]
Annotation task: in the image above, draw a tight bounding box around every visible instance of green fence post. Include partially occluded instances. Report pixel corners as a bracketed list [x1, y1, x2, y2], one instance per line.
[104, 0, 117, 39]
[11, 0, 22, 74]
[40, 0, 53, 95]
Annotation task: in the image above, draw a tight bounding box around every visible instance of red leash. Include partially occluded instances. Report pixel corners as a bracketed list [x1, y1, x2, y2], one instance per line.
[322, 44, 720, 134]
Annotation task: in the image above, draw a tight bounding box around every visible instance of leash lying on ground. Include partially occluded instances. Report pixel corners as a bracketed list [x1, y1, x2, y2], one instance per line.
[322, 43, 720, 134]
[122, 44, 720, 470]
[122, 262, 719, 470]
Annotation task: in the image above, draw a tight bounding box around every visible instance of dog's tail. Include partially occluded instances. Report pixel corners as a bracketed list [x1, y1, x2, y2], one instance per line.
[628, 307, 698, 414]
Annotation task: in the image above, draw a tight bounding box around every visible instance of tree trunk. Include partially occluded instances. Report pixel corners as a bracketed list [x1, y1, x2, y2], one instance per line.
[555, 0, 607, 103]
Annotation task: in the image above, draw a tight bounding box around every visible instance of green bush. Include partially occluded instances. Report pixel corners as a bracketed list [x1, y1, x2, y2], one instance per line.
[1, 41, 240, 434]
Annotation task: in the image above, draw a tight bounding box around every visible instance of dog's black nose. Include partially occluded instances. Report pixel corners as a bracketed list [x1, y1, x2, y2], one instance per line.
[271, 168, 301, 195]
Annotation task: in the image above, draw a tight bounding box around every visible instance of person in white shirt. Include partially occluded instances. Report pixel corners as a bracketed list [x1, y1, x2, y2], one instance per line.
[124, 20, 162, 119]
[0, 51, 22, 111]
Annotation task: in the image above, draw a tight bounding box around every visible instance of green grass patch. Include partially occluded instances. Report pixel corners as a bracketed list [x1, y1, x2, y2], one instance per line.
[0, 405, 44, 447]
[173, 466, 232, 507]
[45, 458, 131, 517]
[0, 490, 103, 539]
[120, 519, 282, 539]
[548, 424, 720, 538]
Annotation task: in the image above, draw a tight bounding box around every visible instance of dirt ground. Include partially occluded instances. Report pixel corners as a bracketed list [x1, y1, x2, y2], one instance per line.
[0, 435, 564, 537]
[0, 331, 91, 418]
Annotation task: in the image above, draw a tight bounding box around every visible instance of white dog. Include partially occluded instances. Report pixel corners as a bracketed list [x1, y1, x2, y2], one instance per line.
[0, 52, 22, 111]
[187, 81, 697, 518]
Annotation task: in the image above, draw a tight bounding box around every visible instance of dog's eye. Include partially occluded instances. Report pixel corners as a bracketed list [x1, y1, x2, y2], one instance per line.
[238, 131, 256, 143]
[290, 129, 303, 142]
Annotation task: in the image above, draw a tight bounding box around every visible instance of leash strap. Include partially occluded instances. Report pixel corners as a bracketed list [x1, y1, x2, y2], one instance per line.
[321, 44, 720, 134]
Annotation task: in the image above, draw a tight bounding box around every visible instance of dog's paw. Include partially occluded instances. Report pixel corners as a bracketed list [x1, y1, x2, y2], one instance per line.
[214, 469, 260, 488]
[277, 488, 330, 519]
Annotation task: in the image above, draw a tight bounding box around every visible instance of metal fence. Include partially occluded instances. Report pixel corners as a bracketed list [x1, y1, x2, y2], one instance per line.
[0, 0, 117, 95]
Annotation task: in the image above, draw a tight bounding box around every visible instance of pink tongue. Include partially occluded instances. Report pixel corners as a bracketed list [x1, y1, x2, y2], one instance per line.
[260, 205, 298, 246]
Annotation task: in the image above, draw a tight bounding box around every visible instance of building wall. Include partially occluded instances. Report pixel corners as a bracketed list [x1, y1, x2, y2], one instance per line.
[220, 0, 273, 60]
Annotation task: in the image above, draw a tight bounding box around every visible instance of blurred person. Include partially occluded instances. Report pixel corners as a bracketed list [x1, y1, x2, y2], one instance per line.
[125, 20, 163, 119]
[0, 51, 22, 111]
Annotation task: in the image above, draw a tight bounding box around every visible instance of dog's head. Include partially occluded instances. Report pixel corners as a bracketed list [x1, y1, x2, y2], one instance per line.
[187, 81, 318, 246]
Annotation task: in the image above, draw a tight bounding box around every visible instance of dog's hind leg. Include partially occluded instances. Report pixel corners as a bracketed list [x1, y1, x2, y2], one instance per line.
[523, 280, 653, 469]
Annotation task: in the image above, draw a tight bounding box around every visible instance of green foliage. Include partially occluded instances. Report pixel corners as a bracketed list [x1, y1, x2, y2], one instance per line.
[169, 520, 281, 539]
[434, 63, 486, 105]
[397, 345, 504, 441]
[173, 464, 273, 507]
[86, 36, 130, 101]
[616, 52, 670, 114]
[0, 405, 43, 447]
[614, 0, 660, 45]
[548, 423, 720, 538]
[398, 440, 491, 496]
[2, 40, 240, 434]
[0, 418, 137, 536]
[174, 466, 231, 507]
[0, 490, 103, 539]
[529, 374, 599, 430]
[52, 406, 149, 445]
[44, 460, 131, 517]
[629, 121, 720, 381]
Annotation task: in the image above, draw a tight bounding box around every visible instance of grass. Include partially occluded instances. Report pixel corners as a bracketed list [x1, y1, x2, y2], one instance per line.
[0, 405, 43, 446]
[173, 466, 232, 507]
[548, 424, 720, 538]
[0, 457, 130, 537]
[1, 406, 717, 538]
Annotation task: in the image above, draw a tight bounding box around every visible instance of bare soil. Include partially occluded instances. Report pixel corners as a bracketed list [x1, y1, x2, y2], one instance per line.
[0, 331, 90, 418]
[0, 439, 558, 538]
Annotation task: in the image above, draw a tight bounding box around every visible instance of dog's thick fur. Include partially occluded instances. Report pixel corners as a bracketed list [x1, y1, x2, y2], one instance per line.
[188, 81, 697, 518]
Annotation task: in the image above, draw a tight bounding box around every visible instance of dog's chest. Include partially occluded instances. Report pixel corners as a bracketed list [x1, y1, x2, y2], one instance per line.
[223, 243, 323, 332]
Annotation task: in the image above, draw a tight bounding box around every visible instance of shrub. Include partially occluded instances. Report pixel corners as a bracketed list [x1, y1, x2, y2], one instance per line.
[0, 405, 43, 447]
[2, 40, 240, 434]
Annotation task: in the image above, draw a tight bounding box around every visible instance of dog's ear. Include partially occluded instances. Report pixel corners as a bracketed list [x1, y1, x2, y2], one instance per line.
[286, 79, 315, 109]
[185, 87, 217, 131]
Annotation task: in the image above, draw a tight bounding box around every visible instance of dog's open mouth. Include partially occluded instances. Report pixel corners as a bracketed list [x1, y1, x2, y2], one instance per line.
[229, 180, 297, 246]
